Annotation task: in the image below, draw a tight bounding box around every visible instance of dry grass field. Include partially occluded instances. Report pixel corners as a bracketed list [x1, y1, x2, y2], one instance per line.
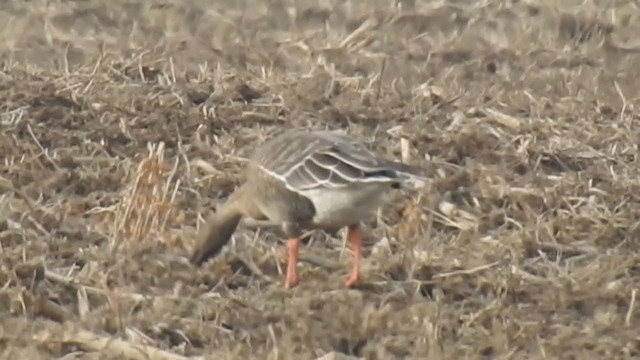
[1, 0, 640, 359]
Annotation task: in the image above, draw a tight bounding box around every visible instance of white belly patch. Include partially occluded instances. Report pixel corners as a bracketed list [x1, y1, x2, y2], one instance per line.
[299, 183, 392, 227]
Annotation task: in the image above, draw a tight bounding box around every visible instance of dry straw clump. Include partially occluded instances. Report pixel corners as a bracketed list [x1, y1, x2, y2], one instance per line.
[111, 142, 182, 250]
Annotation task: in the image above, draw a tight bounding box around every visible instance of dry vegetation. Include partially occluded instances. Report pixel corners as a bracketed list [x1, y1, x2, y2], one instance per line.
[1, 0, 640, 358]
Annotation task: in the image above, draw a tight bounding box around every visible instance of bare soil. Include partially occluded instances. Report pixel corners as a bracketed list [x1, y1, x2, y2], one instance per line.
[1, 0, 640, 359]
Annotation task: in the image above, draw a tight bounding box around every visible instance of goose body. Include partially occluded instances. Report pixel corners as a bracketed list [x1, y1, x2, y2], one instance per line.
[190, 129, 425, 289]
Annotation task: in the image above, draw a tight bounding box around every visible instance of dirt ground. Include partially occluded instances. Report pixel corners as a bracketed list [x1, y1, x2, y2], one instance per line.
[1, 0, 640, 359]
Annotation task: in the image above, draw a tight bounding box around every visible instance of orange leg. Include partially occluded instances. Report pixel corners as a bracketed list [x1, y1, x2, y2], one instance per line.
[345, 225, 362, 288]
[285, 238, 301, 289]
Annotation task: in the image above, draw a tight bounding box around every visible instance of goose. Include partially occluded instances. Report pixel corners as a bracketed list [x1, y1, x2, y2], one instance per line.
[189, 129, 425, 289]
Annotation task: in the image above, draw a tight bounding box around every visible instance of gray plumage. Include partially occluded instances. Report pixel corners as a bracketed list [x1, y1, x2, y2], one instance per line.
[251, 129, 422, 192]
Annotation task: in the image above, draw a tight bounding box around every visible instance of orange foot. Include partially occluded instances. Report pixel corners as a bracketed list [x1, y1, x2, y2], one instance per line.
[285, 238, 301, 289]
[345, 270, 360, 288]
[285, 273, 300, 289]
[345, 224, 363, 288]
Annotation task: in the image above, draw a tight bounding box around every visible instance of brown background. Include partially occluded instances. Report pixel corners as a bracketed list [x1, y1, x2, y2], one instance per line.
[1, 0, 640, 359]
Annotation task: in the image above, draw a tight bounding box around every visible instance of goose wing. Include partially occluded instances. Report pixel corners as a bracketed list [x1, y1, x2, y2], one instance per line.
[252, 130, 415, 192]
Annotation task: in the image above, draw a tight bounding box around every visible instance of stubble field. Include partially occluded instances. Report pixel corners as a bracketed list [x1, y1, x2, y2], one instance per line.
[1, 0, 640, 359]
